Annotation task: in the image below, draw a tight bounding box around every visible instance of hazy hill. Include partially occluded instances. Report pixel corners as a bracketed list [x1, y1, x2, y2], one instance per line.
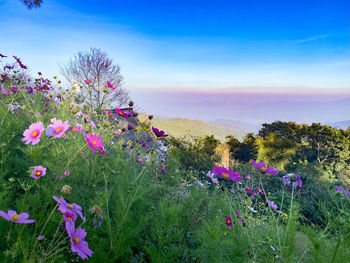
[327, 120, 350, 130]
[209, 119, 260, 134]
[150, 117, 247, 142]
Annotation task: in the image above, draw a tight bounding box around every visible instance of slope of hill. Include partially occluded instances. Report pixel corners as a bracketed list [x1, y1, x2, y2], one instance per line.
[150, 117, 247, 142]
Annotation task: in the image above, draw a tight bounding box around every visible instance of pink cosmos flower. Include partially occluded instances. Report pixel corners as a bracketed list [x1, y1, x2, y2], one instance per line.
[252, 160, 279, 175]
[107, 81, 116, 89]
[70, 125, 85, 133]
[225, 216, 233, 228]
[85, 133, 104, 153]
[22, 122, 44, 145]
[84, 79, 92, 84]
[64, 170, 70, 176]
[63, 211, 77, 226]
[48, 119, 70, 138]
[115, 108, 130, 118]
[31, 166, 46, 179]
[66, 222, 93, 260]
[256, 186, 264, 197]
[53, 196, 85, 220]
[212, 166, 241, 182]
[0, 210, 35, 224]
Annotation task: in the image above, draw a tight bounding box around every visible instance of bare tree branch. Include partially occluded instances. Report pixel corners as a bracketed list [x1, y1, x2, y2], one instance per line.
[60, 48, 130, 110]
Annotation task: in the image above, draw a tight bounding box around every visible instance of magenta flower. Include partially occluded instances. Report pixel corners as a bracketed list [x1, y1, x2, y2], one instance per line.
[64, 170, 70, 177]
[84, 79, 92, 84]
[160, 166, 167, 174]
[85, 133, 104, 153]
[71, 125, 85, 133]
[37, 235, 45, 241]
[268, 201, 282, 214]
[107, 80, 116, 89]
[245, 187, 257, 195]
[226, 216, 233, 228]
[53, 196, 85, 220]
[63, 212, 77, 224]
[256, 186, 264, 197]
[31, 166, 46, 179]
[252, 160, 279, 175]
[212, 166, 241, 182]
[22, 121, 44, 145]
[115, 108, 130, 118]
[0, 210, 35, 224]
[66, 223, 93, 260]
[152, 127, 168, 137]
[47, 119, 70, 138]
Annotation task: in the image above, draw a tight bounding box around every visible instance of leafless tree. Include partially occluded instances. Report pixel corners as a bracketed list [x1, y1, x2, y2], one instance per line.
[60, 48, 130, 110]
[22, 0, 43, 9]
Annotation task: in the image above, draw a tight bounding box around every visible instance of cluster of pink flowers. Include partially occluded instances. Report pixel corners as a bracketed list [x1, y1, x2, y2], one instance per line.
[22, 119, 71, 145]
[53, 196, 93, 260]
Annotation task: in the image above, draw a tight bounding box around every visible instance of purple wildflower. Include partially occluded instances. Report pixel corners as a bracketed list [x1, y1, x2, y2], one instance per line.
[53, 196, 85, 220]
[226, 216, 233, 228]
[0, 210, 35, 224]
[268, 201, 282, 214]
[245, 187, 257, 195]
[160, 166, 167, 174]
[212, 166, 241, 182]
[66, 223, 93, 260]
[152, 127, 168, 137]
[236, 209, 246, 227]
[252, 160, 279, 175]
[282, 174, 303, 189]
[256, 186, 264, 197]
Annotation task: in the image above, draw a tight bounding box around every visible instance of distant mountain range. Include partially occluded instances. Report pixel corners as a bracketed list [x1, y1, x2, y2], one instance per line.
[327, 120, 350, 130]
[147, 116, 350, 143]
[150, 117, 248, 142]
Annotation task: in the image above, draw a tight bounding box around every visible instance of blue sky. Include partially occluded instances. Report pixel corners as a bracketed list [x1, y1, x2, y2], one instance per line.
[1, 0, 349, 93]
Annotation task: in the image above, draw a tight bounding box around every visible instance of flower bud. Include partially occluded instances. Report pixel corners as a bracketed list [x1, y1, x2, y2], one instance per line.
[61, 185, 72, 195]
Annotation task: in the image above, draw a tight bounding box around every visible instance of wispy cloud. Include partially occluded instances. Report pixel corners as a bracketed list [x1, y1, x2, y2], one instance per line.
[296, 34, 328, 43]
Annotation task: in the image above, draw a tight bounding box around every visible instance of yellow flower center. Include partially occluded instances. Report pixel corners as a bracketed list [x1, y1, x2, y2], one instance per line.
[92, 141, 97, 145]
[11, 215, 19, 221]
[73, 237, 79, 244]
[227, 220, 231, 224]
[36, 171, 42, 176]
[32, 131, 38, 137]
[68, 204, 73, 209]
[56, 128, 61, 132]
[72, 128, 77, 132]
[222, 173, 229, 179]
[261, 167, 267, 172]
[67, 216, 72, 220]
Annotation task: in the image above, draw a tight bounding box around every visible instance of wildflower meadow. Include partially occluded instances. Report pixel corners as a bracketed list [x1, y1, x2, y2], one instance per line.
[0, 54, 350, 263]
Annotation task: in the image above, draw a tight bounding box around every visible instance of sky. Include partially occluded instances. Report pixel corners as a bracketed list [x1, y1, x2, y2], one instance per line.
[1, 0, 350, 122]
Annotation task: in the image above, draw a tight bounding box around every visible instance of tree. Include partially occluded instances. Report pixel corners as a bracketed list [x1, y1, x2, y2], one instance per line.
[22, 0, 43, 9]
[60, 48, 130, 110]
